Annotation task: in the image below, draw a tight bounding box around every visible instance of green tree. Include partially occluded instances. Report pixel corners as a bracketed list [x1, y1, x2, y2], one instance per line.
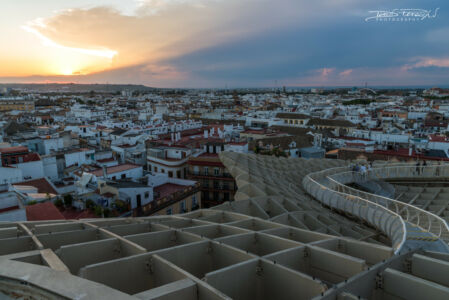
[342, 99, 374, 106]
[63, 194, 73, 207]
[94, 206, 103, 217]
[114, 200, 126, 212]
[103, 208, 110, 218]
[28, 200, 37, 205]
[54, 198, 63, 207]
[85, 199, 95, 209]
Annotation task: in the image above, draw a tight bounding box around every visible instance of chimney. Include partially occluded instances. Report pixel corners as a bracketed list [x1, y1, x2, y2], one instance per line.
[102, 165, 108, 179]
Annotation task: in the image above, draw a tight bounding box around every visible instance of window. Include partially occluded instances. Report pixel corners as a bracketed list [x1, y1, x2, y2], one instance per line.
[112, 176, 116, 180]
[193, 166, 199, 175]
[166, 208, 173, 215]
[168, 171, 173, 178]
[144, 192, 149, 199]
[154, 166, 158, 172]
[121, 174, 126, 179]
[213, 192, 219, 202]
[204, 167, 209, 175]
[161, 169, 165, 173]
[224, 192, 229, 202]
[214, 168, 220, 176]
[176, 170, 181, 178]
[180, 200, 186, 212]
[136, 194, 142, 207]
[203, 192, 209, 201]
[192, 195, 198, 208]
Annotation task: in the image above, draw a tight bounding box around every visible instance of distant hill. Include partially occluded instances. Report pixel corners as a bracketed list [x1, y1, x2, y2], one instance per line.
[0, 83, 155, 93]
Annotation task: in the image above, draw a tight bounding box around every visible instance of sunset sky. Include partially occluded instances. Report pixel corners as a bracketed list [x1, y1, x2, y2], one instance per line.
[1, 0, 448, 87]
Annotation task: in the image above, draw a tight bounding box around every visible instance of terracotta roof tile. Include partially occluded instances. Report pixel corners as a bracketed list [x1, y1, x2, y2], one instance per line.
[0, 146, 28, 154]
[88, 164, 141, 176]
[26, 202, 65, 221]
[15, 178, 58, 195]
[154, 183, 186, 200]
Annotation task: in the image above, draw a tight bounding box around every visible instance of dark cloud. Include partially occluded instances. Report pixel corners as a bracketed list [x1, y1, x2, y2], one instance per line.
[7, 0, 449, 87]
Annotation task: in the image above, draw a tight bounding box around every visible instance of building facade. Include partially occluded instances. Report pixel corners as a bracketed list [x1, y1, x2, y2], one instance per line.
[0, 98, 35, 111]
[149, 182, 201, 216]
[147, 146, 191, 179]
[187, 145, 237, 207]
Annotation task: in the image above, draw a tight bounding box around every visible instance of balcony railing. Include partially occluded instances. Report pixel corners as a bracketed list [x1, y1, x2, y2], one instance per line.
[201, 184, 235, 192]
[139, 182, 201, 216]
[147, 155, 189, 166]
[188, 171, 234, 179]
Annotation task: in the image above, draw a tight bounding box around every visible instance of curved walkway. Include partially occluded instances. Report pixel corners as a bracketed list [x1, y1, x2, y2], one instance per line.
[303, 164, 449, 254]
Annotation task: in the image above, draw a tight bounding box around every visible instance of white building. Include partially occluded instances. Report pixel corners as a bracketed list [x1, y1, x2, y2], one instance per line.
[0, 192, 26, 221]
[64, 148, 95, 167]
[147, 147, 193, 179]
[87, 164, 143, 182]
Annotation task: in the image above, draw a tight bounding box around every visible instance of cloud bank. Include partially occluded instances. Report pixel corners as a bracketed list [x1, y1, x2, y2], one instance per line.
[2, 0, 449, 87]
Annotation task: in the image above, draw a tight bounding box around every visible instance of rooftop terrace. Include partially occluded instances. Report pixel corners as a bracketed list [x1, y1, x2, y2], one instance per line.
[1, 154, 449, 299]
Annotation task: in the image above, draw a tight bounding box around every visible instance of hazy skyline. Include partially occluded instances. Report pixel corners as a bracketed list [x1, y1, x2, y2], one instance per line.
[1, 0, 448, 88]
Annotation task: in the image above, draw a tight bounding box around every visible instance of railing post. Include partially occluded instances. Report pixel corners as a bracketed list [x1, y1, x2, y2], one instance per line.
[416, 212, 420, 228]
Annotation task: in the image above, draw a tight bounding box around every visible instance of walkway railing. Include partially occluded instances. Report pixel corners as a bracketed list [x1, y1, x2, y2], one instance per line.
[303, 168, 407, 254]
[326, 165, 449, 244]
[303, 163, 449, 254]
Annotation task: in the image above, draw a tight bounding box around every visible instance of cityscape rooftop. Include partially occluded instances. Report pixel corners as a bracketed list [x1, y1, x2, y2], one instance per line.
[1, 0, 449, 299]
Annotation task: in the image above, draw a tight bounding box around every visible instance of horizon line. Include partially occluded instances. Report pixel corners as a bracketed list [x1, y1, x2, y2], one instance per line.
[1, 82, 448, 90]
